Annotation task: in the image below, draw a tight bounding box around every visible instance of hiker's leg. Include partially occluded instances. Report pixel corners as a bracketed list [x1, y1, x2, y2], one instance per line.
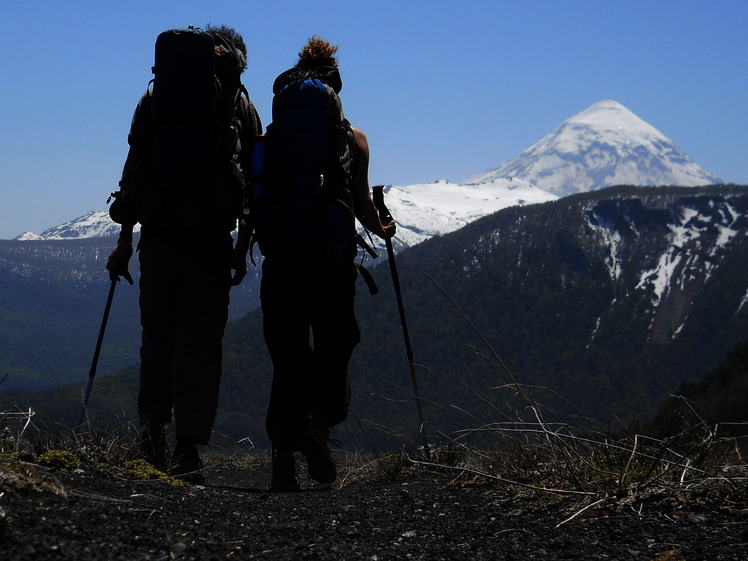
[262, 257, 312, 450]
[171, 234, 233, 445]
[138, 232, 178, 425]
[309, 261, 360, 427]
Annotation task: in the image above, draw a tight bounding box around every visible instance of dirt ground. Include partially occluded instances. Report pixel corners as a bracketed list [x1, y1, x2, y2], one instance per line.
[1, 451, 747, 560]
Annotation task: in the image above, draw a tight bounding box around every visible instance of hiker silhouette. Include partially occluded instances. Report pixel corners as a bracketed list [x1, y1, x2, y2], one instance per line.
[106, 25, 263, 484]
[253, 36, 395, 492]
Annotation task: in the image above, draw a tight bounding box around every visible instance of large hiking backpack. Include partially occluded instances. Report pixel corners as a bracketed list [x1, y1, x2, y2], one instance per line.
[110, 26, 247, 231]
[252, 71, 357, 260]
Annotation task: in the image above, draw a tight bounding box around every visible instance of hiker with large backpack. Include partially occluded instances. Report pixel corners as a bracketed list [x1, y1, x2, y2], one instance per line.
[106, 25, 262, 484]
[252, 36, 396, 492]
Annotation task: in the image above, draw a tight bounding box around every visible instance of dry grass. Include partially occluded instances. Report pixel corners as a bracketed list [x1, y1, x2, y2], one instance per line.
[384, 277, 748, 516]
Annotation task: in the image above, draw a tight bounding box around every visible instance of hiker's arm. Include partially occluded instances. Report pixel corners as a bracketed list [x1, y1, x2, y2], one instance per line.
[105, 94, 149, 286]
[231, 223, 250, 286]
[350, 127, 396, 239]
[106, 224, 134, 285]
[122, 91, 152, 190]
[230, 96, 263, 287]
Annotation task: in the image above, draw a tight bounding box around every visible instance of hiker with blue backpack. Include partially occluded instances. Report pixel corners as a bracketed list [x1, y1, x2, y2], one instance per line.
[106, 25, 262, 484]
[251, 36, 396, 491]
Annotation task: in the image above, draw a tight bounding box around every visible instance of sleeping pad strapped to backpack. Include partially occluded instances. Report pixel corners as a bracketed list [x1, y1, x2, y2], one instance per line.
[251, 66, 358, 262]
[110, 26, 247, 232]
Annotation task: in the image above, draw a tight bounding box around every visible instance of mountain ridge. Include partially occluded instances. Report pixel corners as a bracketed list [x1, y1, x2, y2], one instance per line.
[12, 180, 555, 253]
[14, 211, 142, 242]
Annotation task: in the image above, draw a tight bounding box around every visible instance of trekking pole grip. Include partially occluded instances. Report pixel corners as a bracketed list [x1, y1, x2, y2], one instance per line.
[372, 185, 392, 224]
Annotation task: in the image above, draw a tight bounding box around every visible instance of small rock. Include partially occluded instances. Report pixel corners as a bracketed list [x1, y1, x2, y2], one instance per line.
[170, 542, 187, 558]
[401, 530, 417, 538]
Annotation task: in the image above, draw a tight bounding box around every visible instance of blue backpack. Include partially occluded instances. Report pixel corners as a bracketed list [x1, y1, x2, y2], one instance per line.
[251, 74, 358, 261]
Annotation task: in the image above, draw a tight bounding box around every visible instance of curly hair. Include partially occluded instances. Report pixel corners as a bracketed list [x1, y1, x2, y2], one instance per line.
[296, 35, 339, 70]
[205, 24, 247, 71]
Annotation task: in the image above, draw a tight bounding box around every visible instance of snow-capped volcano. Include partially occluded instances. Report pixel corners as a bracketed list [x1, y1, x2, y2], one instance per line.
[465, 100, 722, 197]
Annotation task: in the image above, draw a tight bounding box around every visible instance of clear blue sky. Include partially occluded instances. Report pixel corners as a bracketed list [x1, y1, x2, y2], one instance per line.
[1, 0, 746, 239]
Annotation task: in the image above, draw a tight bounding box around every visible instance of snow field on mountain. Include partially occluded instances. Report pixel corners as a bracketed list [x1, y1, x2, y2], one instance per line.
[379, 178, 557, 247]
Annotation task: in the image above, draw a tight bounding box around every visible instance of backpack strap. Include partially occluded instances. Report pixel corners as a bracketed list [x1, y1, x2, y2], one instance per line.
[355, 261, 378, 295]
[354, 232, 377, 259]
[353, 229, 379, 296]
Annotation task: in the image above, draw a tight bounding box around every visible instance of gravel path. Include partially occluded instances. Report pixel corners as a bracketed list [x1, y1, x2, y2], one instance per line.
[2, 452, 747, 560]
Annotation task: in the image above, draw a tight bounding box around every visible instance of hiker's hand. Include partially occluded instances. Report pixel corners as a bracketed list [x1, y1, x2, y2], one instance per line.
[106, 242, 134, 285]
[380, 219, 396, 239]
[231, 250, 247, 286]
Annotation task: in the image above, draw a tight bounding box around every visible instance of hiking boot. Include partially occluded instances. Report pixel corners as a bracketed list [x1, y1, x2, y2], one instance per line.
[170, 438, 205, 485]
[139, 421, 168, 471]
[270, 447, 300, 492]
[300, 423, 337, 485]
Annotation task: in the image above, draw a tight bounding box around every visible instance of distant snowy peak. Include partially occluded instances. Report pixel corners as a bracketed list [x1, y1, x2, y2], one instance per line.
[466, 100, 722, 197]
[14, 231, 44, 241]
[15, 211, 139, 241]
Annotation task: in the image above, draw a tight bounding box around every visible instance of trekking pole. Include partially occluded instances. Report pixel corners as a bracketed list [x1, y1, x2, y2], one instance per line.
[372, 185, 427, 448]
[74, 279, 117, 438]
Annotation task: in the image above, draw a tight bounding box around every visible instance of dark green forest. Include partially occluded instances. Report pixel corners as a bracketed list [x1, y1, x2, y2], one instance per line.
[647, 337, 748, 439]
[0, 237, 141, 391]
